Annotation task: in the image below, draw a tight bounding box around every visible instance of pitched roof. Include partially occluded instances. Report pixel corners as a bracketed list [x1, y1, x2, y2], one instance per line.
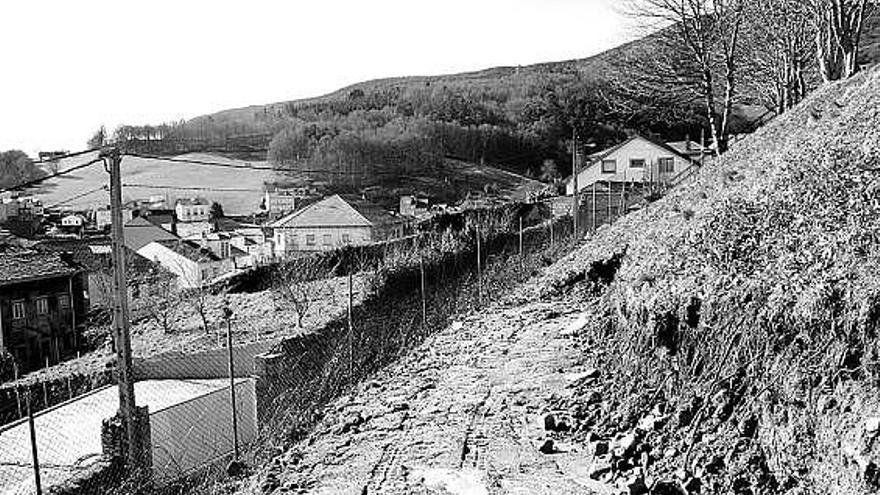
[0, 244, 80, 287]
[154, 239, 222, 263]
[38, 238, 164, 281]
[124, 216, 179, 251]
[175, 197, 210, 206]
[270, 194, 401, 229]
[588, 134, 696, 166]
[666, 140, 708, 156]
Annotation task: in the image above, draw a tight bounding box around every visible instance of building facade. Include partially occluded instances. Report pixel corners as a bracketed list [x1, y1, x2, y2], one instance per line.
[271, 195, 409, 257]
[0, 245, 85, 372]
[566, 135, 696, 194]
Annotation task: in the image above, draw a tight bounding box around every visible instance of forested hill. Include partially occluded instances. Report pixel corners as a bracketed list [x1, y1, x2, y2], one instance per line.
[112, 11, 880, 188]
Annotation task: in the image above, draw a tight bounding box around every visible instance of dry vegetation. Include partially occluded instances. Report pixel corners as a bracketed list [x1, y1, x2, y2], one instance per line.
[540, 66, 880, 493]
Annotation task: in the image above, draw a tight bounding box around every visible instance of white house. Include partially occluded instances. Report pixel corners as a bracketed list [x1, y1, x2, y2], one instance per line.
[175, 198, 211, 223]
[270, 194, 409, 257]
[566, 134, 698, 194]
[137, 239, 233, 289]
[61, 214, 87, 228]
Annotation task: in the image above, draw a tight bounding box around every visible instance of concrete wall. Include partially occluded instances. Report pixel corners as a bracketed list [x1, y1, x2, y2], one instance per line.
[132, 340, 276, 380]
[149, 379, 256, 484]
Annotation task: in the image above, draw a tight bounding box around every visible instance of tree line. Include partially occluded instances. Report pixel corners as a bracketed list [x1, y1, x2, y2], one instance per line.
[619, 0, 875, 153]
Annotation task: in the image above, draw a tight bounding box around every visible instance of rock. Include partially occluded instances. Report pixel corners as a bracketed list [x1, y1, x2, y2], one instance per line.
[539, 439, 559, 454]
[866, 417, 880, 436]
[624, 475, 650, 495]
[544, 414, 557, 431]
[651, 480, 687, 495]
[593, 441, 610, 457]
[562, 313, 590, 336]
[613, 432, 638, 458]
[589, 456, 613, 480]
[684, 477, 702, 494]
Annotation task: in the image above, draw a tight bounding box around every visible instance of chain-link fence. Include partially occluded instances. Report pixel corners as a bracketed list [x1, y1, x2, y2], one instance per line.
[0, 202, 587, 495]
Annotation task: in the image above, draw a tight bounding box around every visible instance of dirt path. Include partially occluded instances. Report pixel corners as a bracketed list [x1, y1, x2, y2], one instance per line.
[244, 285, 614, 495]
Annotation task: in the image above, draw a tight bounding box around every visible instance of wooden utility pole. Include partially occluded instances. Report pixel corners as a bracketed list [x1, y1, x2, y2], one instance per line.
[25, 389, 42, 495]
[224, 306, 239, 461]
[571, 129, 579, 238]
[103, 147, 138, 468]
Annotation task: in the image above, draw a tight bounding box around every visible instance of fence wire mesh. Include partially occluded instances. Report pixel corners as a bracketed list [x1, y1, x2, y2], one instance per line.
[0, 197, 635, 495]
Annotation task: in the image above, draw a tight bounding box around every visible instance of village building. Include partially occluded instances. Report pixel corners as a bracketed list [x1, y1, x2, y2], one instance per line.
[185, 232, 254, 269]
[264, 185, 319, 220]
[61, 213, 87, 229]
[124, 216, 179, 251]
[399, 195, 430, 217]
[0, 243, 85, 372]
[566, 134, 698, 194]
[38, 238, 165, 308]
[175, 197, 210, 223]
[137, 239, 234, 289]
[93, 206, 134, 230]
[270, 194, 410, 256]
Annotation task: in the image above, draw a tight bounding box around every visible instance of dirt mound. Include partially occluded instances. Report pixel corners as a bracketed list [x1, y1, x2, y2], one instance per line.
[541, 66, 880, 493]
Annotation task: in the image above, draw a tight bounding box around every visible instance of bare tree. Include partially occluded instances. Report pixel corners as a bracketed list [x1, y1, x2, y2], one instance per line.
[802, 0, 872, 81]
[272, 260, 329, 329]
[621, 0, 746, 154]
[142, 269, 178, 334]
[741, 0, 815, 113]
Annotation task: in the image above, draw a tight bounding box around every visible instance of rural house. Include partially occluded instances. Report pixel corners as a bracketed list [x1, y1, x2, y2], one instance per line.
[39, 238, 165, 307]
[270, 194, 410, 256]
[123, 216, 179, 251]
[566, 134, 698, 194]
[0, 243, 85, 372]
[186, 232, 254, 269]
[138, 239, 234, 289]
[175, 198, 214, 238]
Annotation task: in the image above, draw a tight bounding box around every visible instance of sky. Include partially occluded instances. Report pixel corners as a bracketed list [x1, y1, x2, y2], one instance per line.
[0, 0, 631, 156]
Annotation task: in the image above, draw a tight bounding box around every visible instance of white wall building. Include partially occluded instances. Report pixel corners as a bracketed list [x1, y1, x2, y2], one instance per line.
[137, 239, 233, 289]
[175, 198, 210, 223]
[566, 134, 697, 194]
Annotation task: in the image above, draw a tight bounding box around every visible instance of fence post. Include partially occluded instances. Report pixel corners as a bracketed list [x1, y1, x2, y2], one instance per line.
[591, 183, 597, 232]
[549, 219, 554, 248]
[518, 216, 523, 257]
[223, 305, 240, 461]
[25, 388, 42, 495]
[348, 270, 354, 381]
[476, 226, 482, 306]
[419, 245, 427, 332]
[14, 362, 22, 419]
[607, 180, 612, 225]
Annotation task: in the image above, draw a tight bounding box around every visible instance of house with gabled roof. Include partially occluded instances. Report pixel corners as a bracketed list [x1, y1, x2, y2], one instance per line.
[269, 194, 410, 256]
[123, 216, 179, 251]
[566, 134, 699, 194]
[137, 239, 234, 289]
[0, 242, 86, 372]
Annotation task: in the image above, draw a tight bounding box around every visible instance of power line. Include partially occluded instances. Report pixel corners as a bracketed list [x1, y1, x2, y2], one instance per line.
[33, 147, 103, 165]
[46, 186, 108, 209]
[122, 183, 264, 193]
[0, 158, 105, 194]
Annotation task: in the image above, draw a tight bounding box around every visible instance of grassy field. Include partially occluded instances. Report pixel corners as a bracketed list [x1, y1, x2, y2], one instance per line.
[34, 152, 278, 216]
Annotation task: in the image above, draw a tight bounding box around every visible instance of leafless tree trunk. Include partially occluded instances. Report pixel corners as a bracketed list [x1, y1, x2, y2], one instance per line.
[805, 0, 871, 81]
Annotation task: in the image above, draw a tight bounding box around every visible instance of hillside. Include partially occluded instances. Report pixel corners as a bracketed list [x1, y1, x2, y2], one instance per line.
[218, 67, 880, 495]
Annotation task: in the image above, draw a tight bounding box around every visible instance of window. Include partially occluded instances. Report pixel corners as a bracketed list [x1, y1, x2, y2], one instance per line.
[306, 234, 316, 246]
[58, 294, 70, 310]
[323, 234, 332, 246]
[12, 301, 25, 320]
[601, 159, 617, 173]
[342, 233, 351, 244]
[630, 158, 646, 168]
[658, 157, 675, 174]
[36, 297, 49, 315]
